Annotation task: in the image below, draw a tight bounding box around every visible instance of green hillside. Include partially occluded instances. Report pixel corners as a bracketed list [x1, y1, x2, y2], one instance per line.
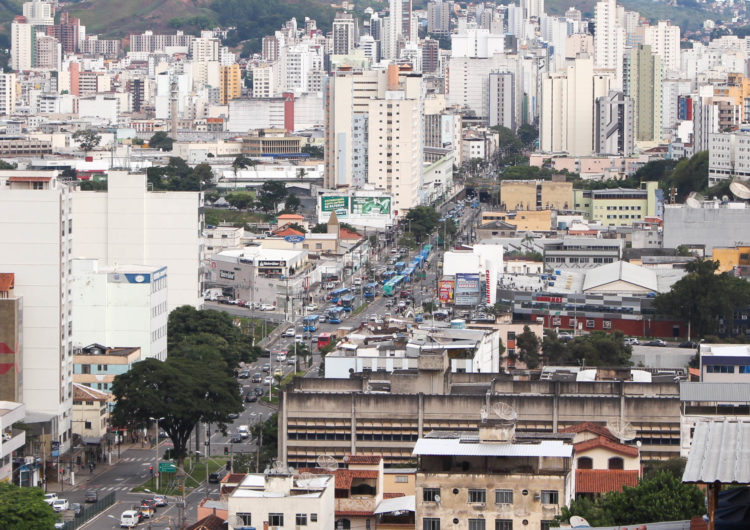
[0, 0, 22, 46]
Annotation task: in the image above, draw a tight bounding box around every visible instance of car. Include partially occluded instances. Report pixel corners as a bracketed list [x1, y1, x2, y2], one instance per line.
[139, 505, 155, 519]
[287, 356, 296, 366]
[238, 370, 250, 379]
[238, 425, 249, 438]
[263, 376, 273, 385]
[230, 433, 242, 443]
[295, 334, 304, 342]
[353, 278, 362, 286]
[646, 339, 667, 347]
[52, 499, 69, 512]
[251, 373, 262, 383]
[262, 363, 271, 373]
[281, 328, 295, 338]
[228, 412, 240, 419]
[273, 367, 283, 377]
[305, 304, 319, 311]
[254, 386, 265, 396]
[140, 498, 158, 511]
[85, 490, 98, 503]
[54, 523, 65, 530]
[276, 353, 287, 362]
[245, 392, 258, 403]
[326, 281, 336, 289]
[70, 502, 83, 515]
[209, 468, 228, 483]
[120, 510, 141, 528]
[303, 332, 312, 339]
[44, 493, 58, 505]
[260, 304, 275, 311]
[153, 495, 167, 507]
[679, 340, 698, 348]
[624, 337, 640, 345]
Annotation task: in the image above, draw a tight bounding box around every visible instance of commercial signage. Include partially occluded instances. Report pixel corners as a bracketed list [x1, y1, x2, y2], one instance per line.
[219, 270, 235, 280]
[284, 235, 305, 243]
[438, 280, 455, 303]
[320, 196, 349, 217]
[440, 114, 454, 147]
[485, 269, 491, 304]
[455, 273, 481, 306]
[351, 196, 391, 215]
[51, 441, 60, 458]
[159, 461, 177, 473]
[259, 260, 284, 268]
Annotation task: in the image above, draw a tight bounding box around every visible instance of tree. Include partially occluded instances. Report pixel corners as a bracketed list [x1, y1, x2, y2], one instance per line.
[147, 158, 212, 191]
[404, 206, 441, 243]
[517, 124, 539, 148]
[0, 159, 16, 170]
[231, 155, 256, 189]
[225, 192, 255, 210]
[555, 472, 704, 527]
[491, 125, 523, 164]
[301, 144, 324, 158]
[72, 129, 101, 155]
[310, 223, 328, 233]
[284, 194, 301, 212]
[251, 412, 278, 472]
[256, 181, 288, 212]
[662, 151, 708, 200]
[654, 259, 750, 337]
[0, 483, 58, 529]
[516, 325, 540, 368]
[542, 331, 632, 367]
[111, 357, 242, 469]
[149, 131, 174, 151]
[286, 222, 306, 233]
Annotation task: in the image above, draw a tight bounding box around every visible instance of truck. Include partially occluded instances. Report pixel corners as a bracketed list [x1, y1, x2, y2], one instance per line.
[237, 425, 249, 439]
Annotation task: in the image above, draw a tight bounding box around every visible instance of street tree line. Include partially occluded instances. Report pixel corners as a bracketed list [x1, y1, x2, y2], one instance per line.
[509, 327, 632, 369]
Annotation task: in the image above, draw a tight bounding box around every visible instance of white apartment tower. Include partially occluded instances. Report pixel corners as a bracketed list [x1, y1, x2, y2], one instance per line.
[22, 0, 54, 25]
[385, 0, 403, 59]
[0, 172, 74, 452]
[0, 73, 17, 116]
[332, 12, 356, 55]
[522, 0, 544, 19]
[644, 21, 680, 73]
[594, 0, 625, 89]
[11, 16, 32, 71]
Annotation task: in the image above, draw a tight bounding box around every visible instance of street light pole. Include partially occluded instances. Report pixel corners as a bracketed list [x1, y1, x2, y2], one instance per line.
[154, 418, 160, 490]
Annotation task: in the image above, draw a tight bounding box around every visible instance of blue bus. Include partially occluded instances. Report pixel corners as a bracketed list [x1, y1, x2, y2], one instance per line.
[394, 262, 406, 273]
[327, 288, 350, 304]
[364, 282, 379, 299]
[328, 306, 345, 324]
[422, 244, 432, 256]
[402, 267, 415, 282]
[383, 275, 406, 296]
[381, 270, 396, 283]
[303, 315, 319, 332]
[340, 295, 355, 311]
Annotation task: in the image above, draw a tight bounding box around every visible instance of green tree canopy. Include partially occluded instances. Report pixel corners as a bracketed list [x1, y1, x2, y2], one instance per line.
[72, 129, 101, 154]
[490, 125, 523, 164]
[146, 157, 213, 191]
[256, 181, 288, 212]
[662, 151, 708, 200]
[404, 206, 441, 243]
[0, 483, 58, 529]
[149, 131, 174, 151]
[555, 472, 704, 527]
[310, 223, 328, 233]
[517, 124, 539, 147]
[516, 325, 540, 368]
[111, 356, 242, 468]
[654, 259, 750, 337]
[542, 330, 632, 366]
[225, 191, 255, 210]
[301, 144, 323, 158]
[284, 194, 301, 213]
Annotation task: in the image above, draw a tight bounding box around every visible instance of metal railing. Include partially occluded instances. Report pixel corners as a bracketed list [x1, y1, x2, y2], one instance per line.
[58, 491, 116, 529]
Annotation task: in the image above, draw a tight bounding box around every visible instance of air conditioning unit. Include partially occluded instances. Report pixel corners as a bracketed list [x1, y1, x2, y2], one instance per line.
[533, 492, 541, 501]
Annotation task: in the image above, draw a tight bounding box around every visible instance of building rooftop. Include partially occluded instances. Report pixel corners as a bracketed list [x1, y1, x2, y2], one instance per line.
[576, 469, 639, 494]
[582, 261, 658, 292]
[683, 421, 750, 485]
[73, 383, 111, 402]
[413, 433, 573, 458]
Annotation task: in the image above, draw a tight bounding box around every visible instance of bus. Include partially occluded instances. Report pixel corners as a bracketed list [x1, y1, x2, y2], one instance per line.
[422, 244, 433, 257]
[328, 307, 345, 324]
[381, 270, 396, 283]
[317, 332, 333, 349]
[402, 267, 415, 282]
[302, 314, 319, 332]
[340, 295, 355, 311]
[364, 282, 379, 299]
[383, 275, 406, 296]
[327, 288, 351, 304]
[394, 261, 406, 273]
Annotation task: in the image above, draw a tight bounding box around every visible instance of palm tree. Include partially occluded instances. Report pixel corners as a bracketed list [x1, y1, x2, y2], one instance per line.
[232, 155, 255, 189]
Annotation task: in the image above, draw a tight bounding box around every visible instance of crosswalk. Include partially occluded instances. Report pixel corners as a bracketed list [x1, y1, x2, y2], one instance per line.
[119, 456, 153, 463]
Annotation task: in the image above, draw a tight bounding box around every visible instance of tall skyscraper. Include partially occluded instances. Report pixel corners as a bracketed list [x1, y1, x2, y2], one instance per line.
[626, 44, 662, 143]
[22, 0, 53, 25]
[385, 0, 402, 59]
[332, 12, 356, 55]
[421, 38, 440, 73]
[35, 34, 62, 71]
[219, 63, 241, 105]
[644, 21, 680, 73]
[489, 72, 516, 130]
[522, 0, 544, 19]
[594, 0, 625, 89]
[427, 0, 451, 35]
[11, 16, 32, 71]
[0, 73, 17, 116]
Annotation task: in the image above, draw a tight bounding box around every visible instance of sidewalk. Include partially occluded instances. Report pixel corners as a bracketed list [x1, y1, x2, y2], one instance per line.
[45, 441, 144, 493]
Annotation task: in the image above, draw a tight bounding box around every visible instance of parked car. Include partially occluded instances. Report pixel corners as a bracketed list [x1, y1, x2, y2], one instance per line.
[273, 367, 283, 377]
[254, 387, 265, 396]
[624, 337, 640, 345]
[70, 502, 83, 515]
[276, 353, 287, 362]
[281, 328, 295, 338]
[52, 499, 69, 512]
[228, 412, 240, 419]
[44, 493, 58, 505]
[238, 425, 249, 439]
[260, 304, 275, 311]
[153, 495, 167, 507]
[645, 339, 667, 347]
[326, 282, 336, 289]
[140, 498, 158, 512]
[251, 373, 262, 383]
[85, 490, 98, 503]
[295, 334, 304, 342]
[287, 356, 296, 366]
[209, 468, 227, 483]
[245, 392, 258, 403]
[679, 340, 698, 348]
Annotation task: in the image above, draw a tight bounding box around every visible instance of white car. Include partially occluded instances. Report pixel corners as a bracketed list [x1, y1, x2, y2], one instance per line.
[263, 376, 273, 386]
[52, 499, 69, 512]
[281, 328, 295, 338]
[120, 509, 140, 528]
[44, 493, 58, 505]
[305, 304, 318, 311]
[260, 304, 275, 311]
[325, 282, 336, 289]
[353, 278, 362, 286]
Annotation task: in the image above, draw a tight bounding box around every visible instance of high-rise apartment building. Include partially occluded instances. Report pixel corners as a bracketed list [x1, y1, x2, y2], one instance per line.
[11, 16, 32, 71]
[421, 38, 440, 74]
[427, 0, 451, 35]
[385, 0, 403, 59]
[252, 63, 276, 98]
[595, 90, 634, 156]
[644, 21, 680, 73]
[34, 34, 62, 71]
[522, 0, 544, 18]
[488, 71, 516, 130]
[22, 0, 53, 25]
[0, 172, 74, 453]
[0, 73, 17, 116]
[191, 34, 220, 62]
[219, 63, 241, 105]
[626, 44, 662, 144]
[594, 0, 625, 89]
[332, 12, 356, 55]
[45, 12, 80, 54]
[262, 35, 279, 62]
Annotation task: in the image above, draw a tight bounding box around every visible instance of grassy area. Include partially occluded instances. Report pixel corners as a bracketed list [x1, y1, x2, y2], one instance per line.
[352, 301, 370, 317]
[132, 456, 226, 495]
[204, 208, 268, 228]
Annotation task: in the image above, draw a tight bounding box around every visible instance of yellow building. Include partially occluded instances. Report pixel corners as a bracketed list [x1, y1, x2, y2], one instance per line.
[241, 128, 303, 156]
[573, 181, 658, 227]
[219, 63, 242, 105]
[714, 73, 750, 122]
[712, 246, 750, 273]
[481, 209, 555, 231]
[500, 179, 573, 211]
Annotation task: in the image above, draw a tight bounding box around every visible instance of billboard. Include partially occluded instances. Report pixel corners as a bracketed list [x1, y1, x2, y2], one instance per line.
[438, 279, 455, 303]
[441, 114, 454, 147]
[351, 196, 391, 215]
[455, 273, 481, 306]
[320, 196, 349, 218]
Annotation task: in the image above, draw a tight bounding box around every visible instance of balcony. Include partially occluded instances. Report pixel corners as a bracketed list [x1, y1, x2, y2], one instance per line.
[1, 429, 26, 457]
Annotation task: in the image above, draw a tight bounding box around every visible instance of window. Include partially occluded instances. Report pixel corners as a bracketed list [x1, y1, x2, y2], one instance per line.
[541, 490, 558, 504]
[395, 475, 409, 483]
[296, 513, 307, 526]
[336, 520, 351, 529]
[469, 489, 486, 503]
[237, 513, 252, 525]
[268, 513, 283, 526]
[469, 519, 486, 530]
[84, 421, 92, 429]
[423, 518, 440, 530]
[608, 457, 624, 470]
[740, 366, 750, 374]
[577, 457, 593, 469]
[707, 365, 734, 373]
[495, 489, 513, 504]
[495, 520, 513, 530]
[311, 514, 318, 522]
[423, 488, 440, 502]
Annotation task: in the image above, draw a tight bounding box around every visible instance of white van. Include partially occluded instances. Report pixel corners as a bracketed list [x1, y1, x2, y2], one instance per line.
[238, 425, 249, 439]
[120, 510, 140, 528]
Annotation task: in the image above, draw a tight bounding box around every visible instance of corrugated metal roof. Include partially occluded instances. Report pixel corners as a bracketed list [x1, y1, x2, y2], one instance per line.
[412, 438, 572, 458]
[374, 495, 415, 514]
[680, 382, 750, 403]
[683, 421, 750, 484]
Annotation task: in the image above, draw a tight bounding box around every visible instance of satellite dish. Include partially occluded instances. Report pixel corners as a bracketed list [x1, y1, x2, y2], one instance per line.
[492, 402, 518, 421]
[570, 515, 591, 528]
[730, 177, 750, 200]
[434, 494, 441, 504]
[316, 454, 339, 471]
[606, 419, 636, 442]
[685, 192, 704, 208]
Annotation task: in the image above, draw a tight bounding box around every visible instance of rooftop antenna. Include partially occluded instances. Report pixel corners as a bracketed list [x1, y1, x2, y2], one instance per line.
[606, 419, 636, 444]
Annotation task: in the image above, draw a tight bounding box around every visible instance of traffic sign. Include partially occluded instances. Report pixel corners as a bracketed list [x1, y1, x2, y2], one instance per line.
[284, 235, 305, 243]
[159, 461, 177, 473]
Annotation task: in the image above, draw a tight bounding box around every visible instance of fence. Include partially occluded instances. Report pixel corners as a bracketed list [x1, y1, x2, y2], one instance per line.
[59, 491, 116, 529]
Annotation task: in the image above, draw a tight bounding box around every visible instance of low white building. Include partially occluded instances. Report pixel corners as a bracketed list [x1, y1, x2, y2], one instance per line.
[71, 259, 168, 360]
[442, 245, 503, 306]
[0, 401, 25, 484]
[227, 471, 335, 530]
[72, 383, 111, 445]
[204, 224, 244, 254]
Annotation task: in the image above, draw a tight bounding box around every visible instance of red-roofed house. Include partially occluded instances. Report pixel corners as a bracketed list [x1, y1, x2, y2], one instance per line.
[276, 213, 308, 231]
[274, 227, 305, 237]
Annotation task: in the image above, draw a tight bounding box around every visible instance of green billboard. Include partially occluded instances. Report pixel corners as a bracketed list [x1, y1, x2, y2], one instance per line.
[320, 196, 349, 217]
[351, 196, 391, 215]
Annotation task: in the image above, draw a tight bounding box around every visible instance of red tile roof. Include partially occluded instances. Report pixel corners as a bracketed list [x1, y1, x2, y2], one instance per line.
[339, 227, 363, 240]
[575, 469, 639, 494]
[560, 422, 615, 440]
[274, 227, 305, 237]
[277, 214, 305, 220]
[346, 455, 382, 465]
[222, 473, 246, 484]
[574, 436, 639, 457]
[186, 514, 226, 530]
[299, 468, 378, 490]
[336, 511, 374, 517]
